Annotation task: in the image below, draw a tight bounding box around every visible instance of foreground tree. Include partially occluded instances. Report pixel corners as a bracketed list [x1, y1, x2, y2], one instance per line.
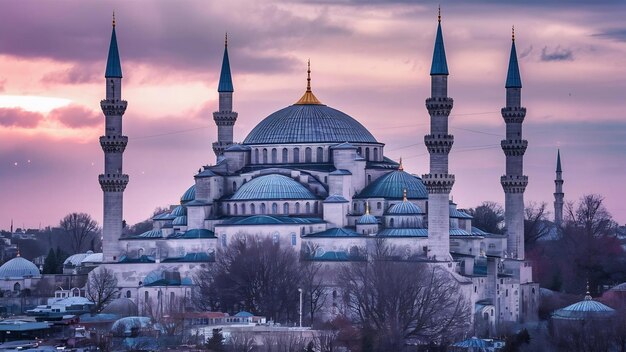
[524, 201, 551, 248]
[338, 241, 471, 350]
[467, 201, 504, 234]
[197, 235, 301, 323]
[59, 212, 99, 254]
[86, 267, 119, 313]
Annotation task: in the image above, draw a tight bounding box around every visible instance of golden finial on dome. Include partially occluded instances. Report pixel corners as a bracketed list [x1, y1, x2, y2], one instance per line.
[438, 5, 441, 23]
[365, 202, 370, 215]
[295, 59, 322, 105]
[512, 25, 515, 42]
[398, 157, 404, 171]
[225, 32, 228, 48]
[403, 188, 407, 202]
[584, 280, 592, 300]
[112, 11, 116, 27]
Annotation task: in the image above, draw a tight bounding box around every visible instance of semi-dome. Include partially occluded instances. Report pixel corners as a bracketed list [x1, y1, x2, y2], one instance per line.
[387, 201, 423, 215]
[0, 256, 41, 279]
[243, 104, 378, 145]
[356, 170, 428, 199]
[231, 174, 316, 200]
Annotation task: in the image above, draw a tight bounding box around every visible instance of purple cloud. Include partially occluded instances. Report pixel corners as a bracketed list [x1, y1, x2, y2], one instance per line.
[48, 104, 101, 128]
[0, 108, 43, 127]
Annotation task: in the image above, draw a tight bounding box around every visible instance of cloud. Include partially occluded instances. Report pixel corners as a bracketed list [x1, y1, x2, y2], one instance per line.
[519, 45, 533, 59]
[41, 63, 100, 85]
[48, 104, 101, 128]
[593, 28, 626, 42]
[0, 79, 6, 92]
[540, 46, 574, 62]
[0, 108, 43, 127]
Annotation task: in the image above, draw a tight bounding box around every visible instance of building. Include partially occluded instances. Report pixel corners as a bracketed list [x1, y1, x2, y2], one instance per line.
[96, 12, 539, 331]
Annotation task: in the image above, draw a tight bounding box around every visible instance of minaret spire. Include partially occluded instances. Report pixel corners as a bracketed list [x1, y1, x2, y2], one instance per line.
[423, 8, 455, 261]
[213, 34, 239, 159]
[100, 14, 128, 262]
[501, 28, 528, 259]
[554, 149, 564, 228]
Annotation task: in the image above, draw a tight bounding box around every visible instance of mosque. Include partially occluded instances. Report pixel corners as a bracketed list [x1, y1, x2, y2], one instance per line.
[95, 12, 540, 331]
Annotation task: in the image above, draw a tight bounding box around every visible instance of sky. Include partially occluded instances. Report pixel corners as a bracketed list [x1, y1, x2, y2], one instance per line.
[0, 0, 625, 229]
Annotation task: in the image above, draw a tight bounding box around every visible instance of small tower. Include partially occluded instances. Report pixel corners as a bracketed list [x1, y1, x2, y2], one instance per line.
[99, 13, 128, 263]
[500, 27, 528, 260]
[554, 149, 564, 227]
[422, 8, 455, 261]
[212, 34, 238, 160]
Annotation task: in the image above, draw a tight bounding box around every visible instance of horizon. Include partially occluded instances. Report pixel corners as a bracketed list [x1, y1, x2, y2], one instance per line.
[1, 0, 625, 228]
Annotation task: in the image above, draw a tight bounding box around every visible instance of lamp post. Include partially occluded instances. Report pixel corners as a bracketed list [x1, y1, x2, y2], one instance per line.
[298, 288, 303, 328]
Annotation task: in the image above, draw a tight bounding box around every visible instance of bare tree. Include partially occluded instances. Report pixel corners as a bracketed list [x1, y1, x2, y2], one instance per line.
[565, 194, 616, 238]
[226, 331, 256, 352]
[86, 267, 119, 313]
[260, 333, 310, 352]
[524, 201, 551, 246]
[300, 261, 327, 325]
[59, 212, 99, 254]
[338, 241, 471, 350]
[467, 201, 504, 234]
[314, 330, 339, 352]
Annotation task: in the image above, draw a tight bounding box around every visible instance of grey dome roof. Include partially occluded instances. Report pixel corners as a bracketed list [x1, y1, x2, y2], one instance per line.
[231, 174, 316, 200]
[357, 213, 378, 225]
[180, 185, 195, 204]
[552, 296, 615, 320]
[387, 201, 423, 215]
[102, 298, 138, 317]
[0, 256, 41, 279]
[243, 104, 377, 145]
[355, 170, 428, 199]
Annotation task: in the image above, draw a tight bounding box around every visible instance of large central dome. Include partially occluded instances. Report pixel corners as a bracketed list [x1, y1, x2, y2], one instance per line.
[243, 104, 378, 145]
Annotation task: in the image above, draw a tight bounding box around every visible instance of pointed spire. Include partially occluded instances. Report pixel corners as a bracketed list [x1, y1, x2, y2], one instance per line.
[398, 157, 404, 171]
[218, 33, 234, 93]
[505, 26, 522, 88]
[556, 149, 562, 173]
[584, 280, 592, 300]
[295, 59, 322, 105]
[430, 7, 449, 76]
[105, 12, 123, 78]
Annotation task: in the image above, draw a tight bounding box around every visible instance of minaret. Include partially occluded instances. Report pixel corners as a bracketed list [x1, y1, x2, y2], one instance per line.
[212, 34, 238, 159]
[500, 27, 528, 260]
[99, 13, 128, 263]
[423, 8, 455, 261]
[554, 149, 564, 227]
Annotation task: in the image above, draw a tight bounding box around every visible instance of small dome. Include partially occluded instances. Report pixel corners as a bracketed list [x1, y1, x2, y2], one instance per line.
[170, 205, 187, 217]
[552, 296, 615, 320]
[357, 213, 378, 225]
[0, 256, 41, 279]
[243, 104, 377, 145]
[172, 216, 187, 226]
[356, 170, 428, 200]
[102, 298, 139, 317]
[231, 174, 316, 201]
[387, 201, 423, 215]
[81, 252, 103, 264]
[180, 185, 195, 204]
[64, 253, 91, 266]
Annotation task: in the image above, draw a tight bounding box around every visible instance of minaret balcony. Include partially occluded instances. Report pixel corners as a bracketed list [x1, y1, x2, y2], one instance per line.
[422, 173, 455, 194]
[426, 97, 453, 116]
[500, 139, 528, 156]
[424, 134, 454, 154]
[500, 175, 528, 193]
[100, 135, 128, 153]
[213, 111, 238, 125]
[99, 173, 129, 192]
[501, 107, 526, 123]
[100, 100, 128, 116]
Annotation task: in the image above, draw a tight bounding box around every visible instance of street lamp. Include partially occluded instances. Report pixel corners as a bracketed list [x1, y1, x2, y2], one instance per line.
[298, 288, 303, 328]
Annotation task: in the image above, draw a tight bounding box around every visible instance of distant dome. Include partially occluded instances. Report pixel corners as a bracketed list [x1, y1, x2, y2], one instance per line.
[81, 252, 103, 264]
[180, 185, 195, 204]
[552, 296, 615, 320]
[102, 298, 139, 317]
[243, 104, 377, 145]
[231, 174, 316, 201]
[357, 213, 377, 225]
[64, 252, 93, 266]
[387, 201, 423, 215]
[0, 256, 41, 279]
[356, 170, 428, 200]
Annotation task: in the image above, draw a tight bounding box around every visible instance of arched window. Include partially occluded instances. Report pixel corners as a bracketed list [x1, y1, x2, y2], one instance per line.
[282, 148, 289, 163]
[353, 203, 358, 212]
[233, 203, 238, 215]
[305, 147, 312, 162]
[377, 202, 381, 210]
[367, 175, 371, 184]
[357, 147, 362, 156]
[260, 203, 266, 214]
[365, 147, 370, 160]
[291, 233, 297, 246]
[293, 148, 300, 163]
[373, 147, 378, 161]
[271, 148, 278, 163]
[254, 149, 259, 164]
[283, 203, 289, 214]
[13, 282, 21, 292]
[305, 202, 311, 213]
[73, 288, 80, 297]
[316, 147, 324, 162]
[313, 202, 318, 214]
[295, 202, 300, 213]
[241, 204, 246, 214]
[262, 148, 268, 163]
[233, 181, 237, 192]
[250, 203, 256, 215]
[145, 291, 149, 302]
[390, 218, 395, 227]
[126, 290, 131, 298]
[170, 292, 175, 304]
[272, 203, 278, 214]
